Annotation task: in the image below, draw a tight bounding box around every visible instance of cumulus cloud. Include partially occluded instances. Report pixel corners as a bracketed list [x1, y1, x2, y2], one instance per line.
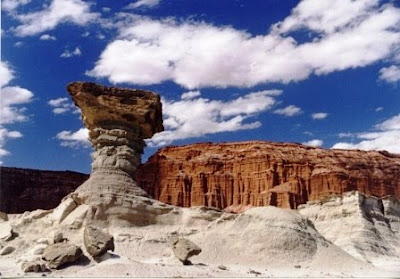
[48, 97, 80, 114]
[0, 61, 34, 163]
[273, 105, 302, 117]
[311, 112, 328, 120]
[88, 0, 400, 89]
[60, 47, 82, 58]
[379, 65, 400, 83]
[302, 139, 323, 147]
[0, 129, 23, 158]
[126, 0, 160, 9]
[56, 128, 90, 148]
[147, 90, 281, 147]
[332, 114, 400, 154]
[13, 0, 99, 36]
[2, 0, 31, 12]
[0, 61, 14, 88]
[40, 34, 57, 41]
[275, 0, 380, 34]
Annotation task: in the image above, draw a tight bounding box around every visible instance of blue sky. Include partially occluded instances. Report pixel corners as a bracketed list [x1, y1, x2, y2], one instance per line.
[1, 0, 400, 173]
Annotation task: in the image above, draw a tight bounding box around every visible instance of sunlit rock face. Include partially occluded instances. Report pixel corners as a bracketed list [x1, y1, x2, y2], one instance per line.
[67, 82, 163, 206]
[135, 141, 400, 211]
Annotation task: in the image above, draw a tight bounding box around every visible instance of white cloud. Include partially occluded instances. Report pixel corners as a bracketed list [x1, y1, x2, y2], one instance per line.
[181, 90, 201, 100]
[273, 105, 302, 117]
[14, 42, 23, 47]
[338, 132, 354, 138]
[0, 61, 34, 163]
[375, 107, 383, 112]
[0, 129, 23, 163]
[102, 7, 111, 13]
[379, 65, 400, 83]
[126, 0, 160, 9]
[56, 128, 90, 148]
[147, 90, 281, 147]
[88, 1, 400, 89]
[2, 0, 31, 12]
[0, 86, 33, 124]
[48, 97, 68, 107]
[48, 97, 80, 115]
[275, 0, 380, 35]
[60, 47, 82, 58]
[311, 112, 328, 120]
[332, 114, 400, 154]
[376, 114, 400, 131]
[40, 34, 57, 41]
[0, 61, 14, 88]
[303, 139, 323, 147]
[13, 0, 99, 36]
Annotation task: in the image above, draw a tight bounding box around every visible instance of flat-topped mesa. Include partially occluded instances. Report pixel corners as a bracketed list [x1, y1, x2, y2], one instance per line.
[67, 82, 163, 175]
[66, 82, 163, 205]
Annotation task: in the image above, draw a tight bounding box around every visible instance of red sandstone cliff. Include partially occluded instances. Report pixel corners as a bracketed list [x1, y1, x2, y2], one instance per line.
[135, 141, 400, 209]
[0, 167, 88, 213]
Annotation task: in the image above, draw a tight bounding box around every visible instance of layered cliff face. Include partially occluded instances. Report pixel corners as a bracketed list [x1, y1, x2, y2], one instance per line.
[135, 141, 400, 210]
[0, 167, 88, 213]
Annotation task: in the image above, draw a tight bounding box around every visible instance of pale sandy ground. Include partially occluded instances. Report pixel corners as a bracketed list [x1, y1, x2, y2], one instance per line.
[1, 194, 399, 278]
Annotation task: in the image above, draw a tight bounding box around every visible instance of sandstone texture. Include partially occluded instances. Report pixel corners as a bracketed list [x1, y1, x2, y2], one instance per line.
[0, 245, 15, 255]
[172, 238, 202, 264]
[136, 141, 400, 210]
[0, 167, 88, 213]
[83, 226, 114, 257]
[42, 243, 83, 269]
[299, 191, 400, 265]
[66, 82, 163, 208]
[22, 260, 49, 273]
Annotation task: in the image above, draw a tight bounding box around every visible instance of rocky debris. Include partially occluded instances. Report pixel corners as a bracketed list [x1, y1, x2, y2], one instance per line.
[22, 260, 49, 273]
[249, 269, 262, 275]
[31, 244, 48, 255]
[83, 226, 114, 258]
[61, 204, 90, 228]
[136, 141, 400, 209]
[52, 231, 64, 243]
[0, 245, 15, 255]
[65, 82, 163, 209]
[0, 223, 13, 241]
[0, 167, 88, 214]
[0, 212, 8, 222]
[36, 238, 49, 245]
[172, 238, 202, 265]
[218, 265, 228, 270]
[52, 197, 77, 223]
[42, 243, 83, 269]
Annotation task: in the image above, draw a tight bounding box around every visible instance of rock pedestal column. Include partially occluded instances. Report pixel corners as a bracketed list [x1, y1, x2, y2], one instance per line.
[66, 82, 163, 206]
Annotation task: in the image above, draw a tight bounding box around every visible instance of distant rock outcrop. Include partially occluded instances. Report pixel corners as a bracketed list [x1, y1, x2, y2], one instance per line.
[0, 167, 88, 213]
[135, 141, 400, 210]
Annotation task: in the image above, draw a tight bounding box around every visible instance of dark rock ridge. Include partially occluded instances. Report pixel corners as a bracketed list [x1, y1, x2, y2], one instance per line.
[0, 167, 88, 213]
[135, 141, 400, 210]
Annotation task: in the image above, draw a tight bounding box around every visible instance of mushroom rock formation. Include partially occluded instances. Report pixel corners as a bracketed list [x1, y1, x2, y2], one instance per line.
[65, 82, 163, 211]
